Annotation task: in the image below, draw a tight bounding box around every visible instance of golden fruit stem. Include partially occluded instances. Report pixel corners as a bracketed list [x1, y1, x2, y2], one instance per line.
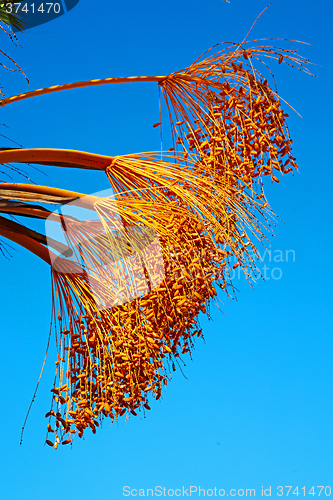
[0, 226, 54, 264]
[0, 74, 212, 108]
[0, 183, 100, 209]
[0, 148, 113, 171]
[0, 76, 168, 107]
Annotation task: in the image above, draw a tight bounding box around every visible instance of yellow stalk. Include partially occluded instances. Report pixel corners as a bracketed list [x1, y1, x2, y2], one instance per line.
[0, 226, 53, 263]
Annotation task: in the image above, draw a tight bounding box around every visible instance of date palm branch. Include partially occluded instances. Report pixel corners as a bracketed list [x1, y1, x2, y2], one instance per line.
[0, 39, 313, 446]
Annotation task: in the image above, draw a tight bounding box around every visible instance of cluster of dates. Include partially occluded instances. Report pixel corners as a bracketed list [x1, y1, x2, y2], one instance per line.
[44, 43, 306, 448]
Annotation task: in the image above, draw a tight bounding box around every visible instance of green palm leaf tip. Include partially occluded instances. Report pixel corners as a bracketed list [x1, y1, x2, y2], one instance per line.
[0, 2, 26, 32]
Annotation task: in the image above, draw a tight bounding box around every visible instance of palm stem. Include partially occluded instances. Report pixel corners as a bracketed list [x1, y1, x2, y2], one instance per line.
[0, 75, 167, 107]
[0, 225, 52, 263]
[0, 214, 72, 255]
[0, 147, 113, 170]
[0, 182, 100, 207]
[0, 200, 79, 221]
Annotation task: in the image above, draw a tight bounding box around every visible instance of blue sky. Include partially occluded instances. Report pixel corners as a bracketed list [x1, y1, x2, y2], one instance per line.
[0, 0, 332, 499]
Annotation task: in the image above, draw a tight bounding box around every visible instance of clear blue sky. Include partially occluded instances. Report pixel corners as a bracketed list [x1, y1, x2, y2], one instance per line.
[0, 1, 332, 499]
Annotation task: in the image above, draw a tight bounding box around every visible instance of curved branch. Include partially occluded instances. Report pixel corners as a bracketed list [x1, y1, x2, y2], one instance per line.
[0, 75, 166, 107]
[0, 201, 79, 221]
[0, 214, 72, 256]
[0, 148, 114, 170]
[0, 182, 100, 207]
[0, 225, 52, 263]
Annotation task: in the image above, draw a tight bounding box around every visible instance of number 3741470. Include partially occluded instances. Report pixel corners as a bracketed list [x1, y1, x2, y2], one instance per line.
[277, 486, 331, 497]
[5, 3, 62, 14]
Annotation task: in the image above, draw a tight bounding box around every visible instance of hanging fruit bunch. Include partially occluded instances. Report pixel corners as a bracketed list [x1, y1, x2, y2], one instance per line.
[0, 40, 312, 448]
